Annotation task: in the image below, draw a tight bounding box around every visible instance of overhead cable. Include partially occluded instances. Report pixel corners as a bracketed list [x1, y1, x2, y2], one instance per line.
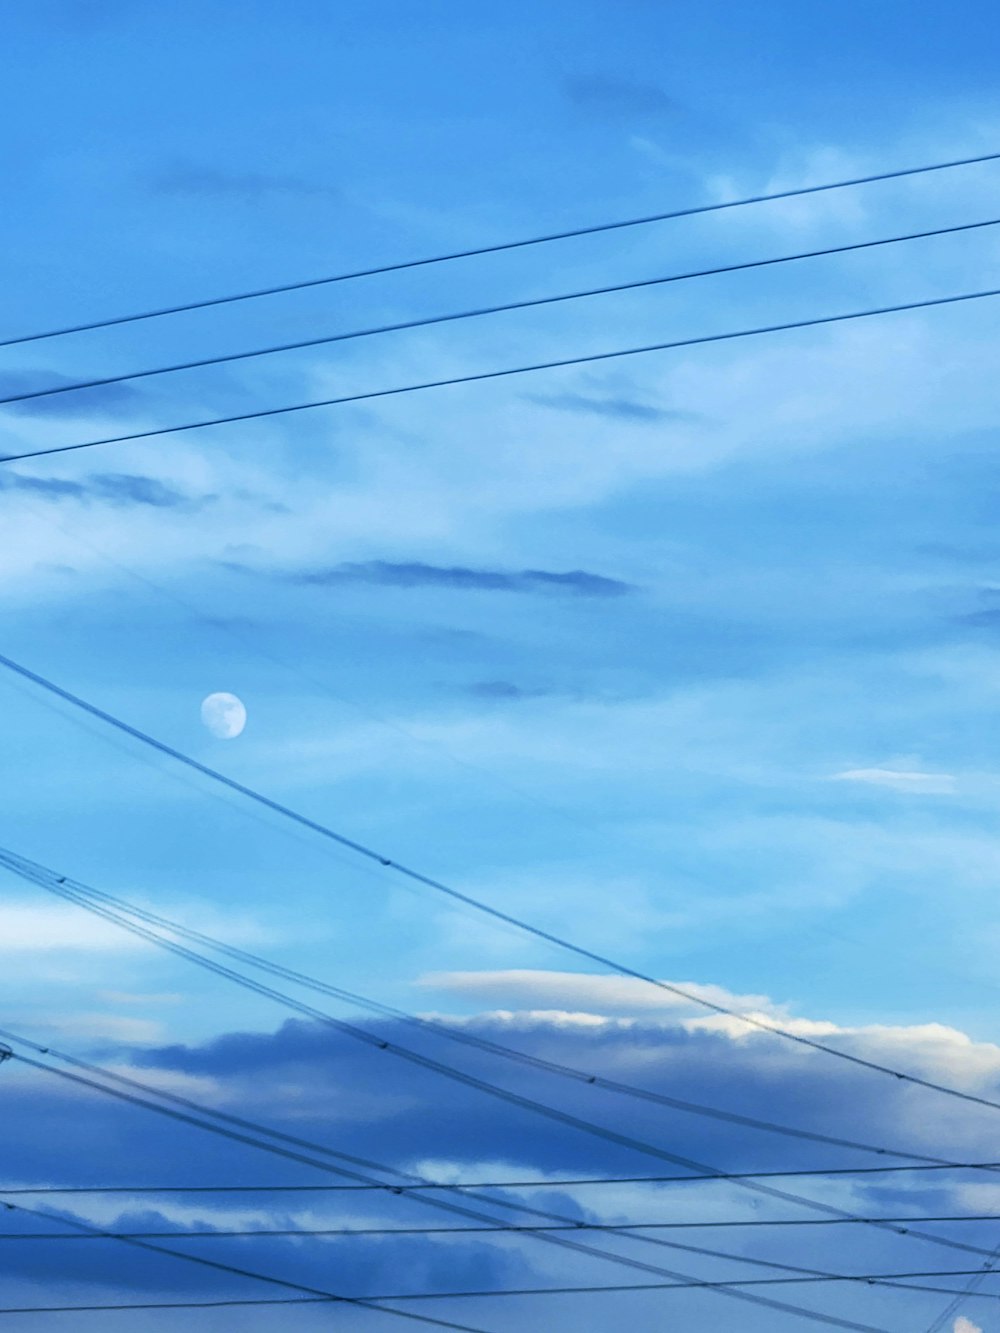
[7, 1161, 1000, 1195]
[4, 215, 999, 409]
[0, 1066, 901, 1333]
[0, 844, 949, 1165]
[4, 1213, 998, 1240]
[11, 875, 1000, 1269]
[4, 651, 1000, 1122]
[3, 1045, 907, 1331]
[0, 1198, 488, 1333]
[4, 286, 1000, 464]
[4, 1255, 1000, 1316]
[4, 147, 997, 350]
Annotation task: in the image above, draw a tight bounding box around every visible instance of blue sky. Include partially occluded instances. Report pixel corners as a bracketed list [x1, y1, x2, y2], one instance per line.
[4, 2, 1000, 1329]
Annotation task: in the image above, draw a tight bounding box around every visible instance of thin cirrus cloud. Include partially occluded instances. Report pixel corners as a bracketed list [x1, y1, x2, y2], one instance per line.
[234, 559, 636, 598]
[466, 680, 557, 700]
[526, 391, 690, 423]
[152, 161, 341, 200]
[563, 72, 680, 117]
[0, 369, 143, 418]
[831, 767, 957, 795]
[0, 469, 208, 510]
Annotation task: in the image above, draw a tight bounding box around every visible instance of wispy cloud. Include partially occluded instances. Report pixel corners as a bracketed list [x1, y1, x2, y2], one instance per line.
[0, 370, 142, 418]
[564, 73, 679, 117]
[153, 162, 340, 201]
[0, 470, 210, 510]
[237, 559, 636, 598]
[466, 680, 555, 700]
[831, 767, 956, 795]
[527, 391, 689, 423]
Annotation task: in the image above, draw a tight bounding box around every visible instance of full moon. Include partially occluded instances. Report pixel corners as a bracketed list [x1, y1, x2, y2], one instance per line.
[200, 692, 247, 740]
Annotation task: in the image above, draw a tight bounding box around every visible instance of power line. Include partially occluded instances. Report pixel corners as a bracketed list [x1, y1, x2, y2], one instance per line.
[5, 1045, 915, 1331]
[7, 976, 1000, 1271]
[3, 1213, 997, 1240]
[19, 866, 939, 1198]
[7, 1161, 1000, 1195]
[924, 1241, 1000, 1332]
[0, 1199, 954, 1299]
[5, 651, 1000, 1121]
[5, 215, 1000, 410]
[1, 845, 948, 1166]
[0, 1199, 489, 1333]
[1, 1263, 998, 1315]
[0, 1061, 901, 1333]
[4, 284, 1000, 465]
[4, 147, 997, 351]
[12, 870, 998, 1268]
[12, 958, 996, 1256]
[10, 1034, 997, 1333]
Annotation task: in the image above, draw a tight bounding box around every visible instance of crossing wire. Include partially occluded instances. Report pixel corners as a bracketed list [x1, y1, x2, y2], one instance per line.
[5, 648, 1000, 1122]
[2, 1257, 1000, 1316]
[13, 873, 1000, 1271]
[3, 146, 998, 350]
[6, 1161, 1000, 1196]
[0, 843, 953, 1167]
[2, 1213, 998, 1240]
[6, 999, 1000, 1270]
[0, 1059, 900, 1333]
[0, 1198, 489, 1333]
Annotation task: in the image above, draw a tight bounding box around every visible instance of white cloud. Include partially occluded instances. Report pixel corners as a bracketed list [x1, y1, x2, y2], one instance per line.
[953, 1318, 983, 1333]
[419, 968, 774, 1016]
[831, 767, 956, 794]
[42, 1013, 164, 1043]
[420, 968, 1000, 1100]
[0, 902, 147, 953]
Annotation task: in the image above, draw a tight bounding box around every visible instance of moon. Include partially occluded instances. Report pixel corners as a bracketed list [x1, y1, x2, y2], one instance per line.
[200, 692, 247, 740]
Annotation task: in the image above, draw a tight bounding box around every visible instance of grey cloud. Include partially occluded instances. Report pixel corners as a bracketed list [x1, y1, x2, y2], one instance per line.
[283, 560, 635, 598]
[528, 391, 692, 423]
[0, 1010, 995, 1329]
[0, 370, 143, 418]
[0, 469, 208, 510]
[565, 73, 680, 117]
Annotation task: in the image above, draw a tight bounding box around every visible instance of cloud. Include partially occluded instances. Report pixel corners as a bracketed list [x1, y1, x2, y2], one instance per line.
[96, 990, 184, 1006]
[275, 560, 636, 598]
[224, 558, 636, 598]
[0, 370, 143, 418]
[527, 392, 689, 423]
[564, 73, 679, 117]
[0, 469, 208, 510]
[0, 902, 148, 954]
[153, 163, 340, 201]
[420, 969, 775, 1016]
[466, 680, 555, 700]
[831, 767, 956, 795]
[41, 1013, 164, 1043]
[5, 988, 1000, 1325]
[954, 1319, 983, 1333]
